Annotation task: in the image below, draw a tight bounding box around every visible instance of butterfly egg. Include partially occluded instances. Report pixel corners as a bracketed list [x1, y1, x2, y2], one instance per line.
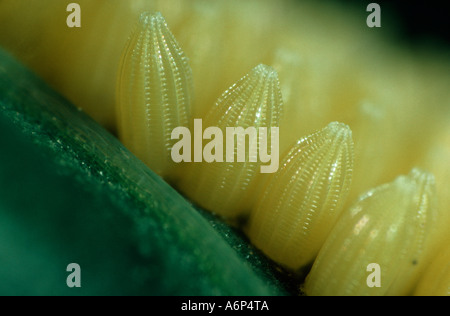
[177, 64, 283, 221]
[245, 121, 354, 271]
[304, 168, 438, 296]
[116, 11, 193, 180]
[413, 244, 450, 296]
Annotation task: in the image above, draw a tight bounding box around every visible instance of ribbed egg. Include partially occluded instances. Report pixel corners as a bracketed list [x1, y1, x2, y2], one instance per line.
[178, 64, 283, 220]
[304, 168, 438, 296]
[246, 122, 354, 271]
[116, 11, 194, 180]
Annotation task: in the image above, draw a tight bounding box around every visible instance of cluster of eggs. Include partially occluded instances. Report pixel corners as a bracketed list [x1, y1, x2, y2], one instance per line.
[0, 0, 448, 295]
[114, 10, 449, 296]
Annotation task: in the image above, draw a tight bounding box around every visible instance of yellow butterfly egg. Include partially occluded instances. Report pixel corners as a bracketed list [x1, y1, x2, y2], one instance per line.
[304, 168, 438, 296]
[246, 121, 354, 271]
[177, 64, 283, 220]
[414, 244, 450, 296]
[116, 11, 194, 180]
